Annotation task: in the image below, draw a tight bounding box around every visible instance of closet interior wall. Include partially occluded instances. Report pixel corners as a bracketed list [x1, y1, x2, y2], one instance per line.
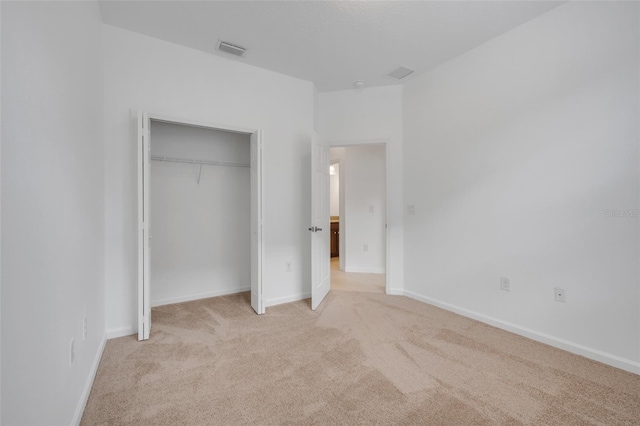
[149, 121, 251, 306]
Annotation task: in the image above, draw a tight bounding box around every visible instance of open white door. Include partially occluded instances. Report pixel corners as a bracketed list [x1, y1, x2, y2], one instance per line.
[137, 112, 151, 340]
[310, 132, 330, 310]
[250, 130, 264, 314]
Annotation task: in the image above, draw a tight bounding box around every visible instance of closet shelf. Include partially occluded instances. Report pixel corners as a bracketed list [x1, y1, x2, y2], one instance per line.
[150, 155, 249, 168]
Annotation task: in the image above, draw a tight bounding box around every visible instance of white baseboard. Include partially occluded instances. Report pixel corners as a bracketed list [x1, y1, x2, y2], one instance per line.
[106, 326, 134, 339]
[265, 292, 310, 308]
[151, 286, 251, 307]
[402, 289, 640, 375]
[72, 333, 107, 426]
[387, 287, 403, 296]
[344, 266, 385, 274]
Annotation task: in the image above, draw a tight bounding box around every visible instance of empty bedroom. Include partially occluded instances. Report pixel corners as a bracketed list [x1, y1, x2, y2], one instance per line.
[1, 1, 639, 425]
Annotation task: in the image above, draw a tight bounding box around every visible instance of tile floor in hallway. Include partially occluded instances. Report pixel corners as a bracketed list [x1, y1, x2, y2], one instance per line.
[330, 257, 385, 293]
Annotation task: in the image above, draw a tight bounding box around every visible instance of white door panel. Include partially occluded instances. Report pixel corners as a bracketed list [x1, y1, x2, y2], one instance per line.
[250, 131, 264, 314]
[310, 132, 330, 310]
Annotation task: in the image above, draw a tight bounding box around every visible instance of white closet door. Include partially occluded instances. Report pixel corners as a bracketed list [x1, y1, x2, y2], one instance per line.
[137, 112, 151, 340]
[250, 130, 264, 314]
[310, 132, 330, 310]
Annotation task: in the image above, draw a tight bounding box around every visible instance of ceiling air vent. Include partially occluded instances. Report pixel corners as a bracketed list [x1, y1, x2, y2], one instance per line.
[217, 40, 246, 57]
[387, 66, 414, 80]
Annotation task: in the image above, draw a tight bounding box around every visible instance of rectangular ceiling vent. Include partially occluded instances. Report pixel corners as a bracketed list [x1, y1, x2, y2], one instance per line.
[387, 66, 414, 80]
[217, 40, 246, 57]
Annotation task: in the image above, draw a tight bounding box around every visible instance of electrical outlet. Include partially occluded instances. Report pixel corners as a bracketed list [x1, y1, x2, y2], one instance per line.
[554, 287, 566, 302]
[407, 205, 416, 215]
[363, 244, 369, 252]
[83, 317, 87, 341]
[500, 276, 511, 291]
[285, 262, 292, 272]
[69, 338, 75, 366]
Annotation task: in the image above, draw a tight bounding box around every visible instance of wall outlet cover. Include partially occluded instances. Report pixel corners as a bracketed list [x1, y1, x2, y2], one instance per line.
[500, 276, 511, 291]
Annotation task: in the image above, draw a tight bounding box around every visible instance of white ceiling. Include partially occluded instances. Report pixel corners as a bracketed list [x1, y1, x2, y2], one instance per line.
[98, 0, 564, 92]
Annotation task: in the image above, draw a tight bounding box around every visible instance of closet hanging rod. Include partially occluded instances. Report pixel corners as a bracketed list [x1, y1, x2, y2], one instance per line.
[150, 155, 249, 168]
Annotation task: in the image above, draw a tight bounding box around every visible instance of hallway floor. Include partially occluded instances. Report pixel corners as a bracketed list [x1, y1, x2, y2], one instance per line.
[330, 257, 385, 293]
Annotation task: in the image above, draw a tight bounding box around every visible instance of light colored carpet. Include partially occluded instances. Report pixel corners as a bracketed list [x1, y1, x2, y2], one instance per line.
[82, 291, 640, 425]
[330, 257, 385, 293]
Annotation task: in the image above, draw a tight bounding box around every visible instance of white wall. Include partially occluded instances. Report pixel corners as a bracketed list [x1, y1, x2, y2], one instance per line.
[150, 122, 250, 306]
[103, 25, 315, 336]
[403, 1, 639, 372]
[319, 86, 404, 292]
[1, 3, 3, 421]
[329, 163, 339, 217]
[343, 145, 386, 273]
[1, 1, 106, 424]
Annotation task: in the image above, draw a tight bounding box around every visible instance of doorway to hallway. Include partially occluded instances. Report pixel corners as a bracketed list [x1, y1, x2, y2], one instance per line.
[328, 143, 387, 294]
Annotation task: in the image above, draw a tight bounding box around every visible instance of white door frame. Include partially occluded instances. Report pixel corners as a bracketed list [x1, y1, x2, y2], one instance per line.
[137, 112, 264, 341]
[328, 139, 391, 295]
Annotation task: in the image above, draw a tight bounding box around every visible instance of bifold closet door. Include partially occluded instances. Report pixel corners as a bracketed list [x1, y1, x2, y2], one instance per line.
[137, 111, 151, 341]
[250, 130, 264, 315]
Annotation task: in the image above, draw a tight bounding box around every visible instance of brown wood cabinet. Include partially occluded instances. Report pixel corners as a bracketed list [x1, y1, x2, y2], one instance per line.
[330, 221, 339, 258]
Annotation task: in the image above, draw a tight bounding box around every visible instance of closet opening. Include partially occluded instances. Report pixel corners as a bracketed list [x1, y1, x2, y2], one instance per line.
[137, 113, 263, 341]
